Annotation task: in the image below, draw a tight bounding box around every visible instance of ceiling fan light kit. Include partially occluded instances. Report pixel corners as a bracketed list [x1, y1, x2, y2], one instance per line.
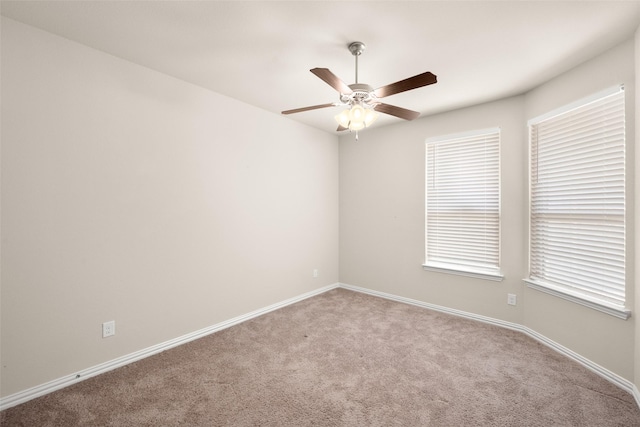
[282, 41, 437, 139]
[334, 102, 378, 133]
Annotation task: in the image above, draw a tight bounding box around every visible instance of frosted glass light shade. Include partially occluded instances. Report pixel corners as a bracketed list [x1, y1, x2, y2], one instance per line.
[349, 121, 365, 131]
[335, 109, 351, 127]
[364, 109, 378, 127]
[349, 104, 365, 123]
[334, 105, 379, 131]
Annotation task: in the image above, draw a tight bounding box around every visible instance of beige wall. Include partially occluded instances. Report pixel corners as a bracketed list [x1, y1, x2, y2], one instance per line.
[0, 18, 339, 397]
[340, 38, 637, 382]
[339, 95, 526, 325]
[523, 39, 636, 382]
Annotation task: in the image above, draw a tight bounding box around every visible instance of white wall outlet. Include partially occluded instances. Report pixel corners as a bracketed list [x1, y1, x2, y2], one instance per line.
[507, 294, 517, 306]
[102, 320, 116, 338]
[313, 269, 319, 278]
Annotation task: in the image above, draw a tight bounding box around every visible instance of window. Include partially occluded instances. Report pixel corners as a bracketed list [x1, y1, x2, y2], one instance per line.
[526, 86, 629, 319]
[424, 128, 502, 281]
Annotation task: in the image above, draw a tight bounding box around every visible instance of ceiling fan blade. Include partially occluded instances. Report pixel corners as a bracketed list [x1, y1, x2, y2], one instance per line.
[337, 125, 348, 132]
[374, 71, 437, 98]
[311, 68, 353, 94]
[374, 102, 421, 120]
[281, 103, 335, 115]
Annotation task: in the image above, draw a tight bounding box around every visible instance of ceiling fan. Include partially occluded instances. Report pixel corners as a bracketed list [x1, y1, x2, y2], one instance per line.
[282, 41, 437, 138]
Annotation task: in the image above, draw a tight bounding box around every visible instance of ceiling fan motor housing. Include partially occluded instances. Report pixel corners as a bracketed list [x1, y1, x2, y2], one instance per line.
[342, 83, 376, 105]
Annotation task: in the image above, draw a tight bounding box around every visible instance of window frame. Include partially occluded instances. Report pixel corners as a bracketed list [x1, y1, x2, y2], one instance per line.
[524, 85, 630, 319]
[423, 127, 503, 282]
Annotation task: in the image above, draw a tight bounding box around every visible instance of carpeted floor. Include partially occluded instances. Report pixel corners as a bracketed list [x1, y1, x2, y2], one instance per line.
[2, 288, 640, 426]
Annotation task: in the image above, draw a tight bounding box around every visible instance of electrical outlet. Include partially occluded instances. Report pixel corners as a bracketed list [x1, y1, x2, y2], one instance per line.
[313, 269, 319, 278]
[102, 320, 115, 338]
[507, 294, 517, 306]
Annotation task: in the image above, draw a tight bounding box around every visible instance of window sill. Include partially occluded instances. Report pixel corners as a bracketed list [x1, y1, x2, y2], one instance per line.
[523, 279, 631, 320]
[423, 263, 504, 282]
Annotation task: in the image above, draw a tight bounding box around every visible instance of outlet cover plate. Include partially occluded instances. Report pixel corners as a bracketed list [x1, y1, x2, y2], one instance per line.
[102, 320, 115, 338]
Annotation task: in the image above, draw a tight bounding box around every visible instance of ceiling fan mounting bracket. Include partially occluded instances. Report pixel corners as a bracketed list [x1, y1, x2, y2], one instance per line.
[348, 41, 366, 56]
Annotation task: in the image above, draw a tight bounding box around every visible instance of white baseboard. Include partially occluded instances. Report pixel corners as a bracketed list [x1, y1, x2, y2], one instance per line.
[338, 282, 639, 402]
[3, 281, 638, 412]
[0, 283, 340, 411]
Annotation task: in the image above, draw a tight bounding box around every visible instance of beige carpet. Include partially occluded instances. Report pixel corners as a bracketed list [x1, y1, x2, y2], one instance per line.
[2, 288, 640, 426]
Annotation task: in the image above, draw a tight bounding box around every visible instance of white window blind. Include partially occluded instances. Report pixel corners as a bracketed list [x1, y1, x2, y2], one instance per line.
[527, 87, 628, 318]
[425, 128, 501, 280]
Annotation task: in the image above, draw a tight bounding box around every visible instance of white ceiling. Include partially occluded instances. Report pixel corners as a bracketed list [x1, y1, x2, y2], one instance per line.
[2, 1, 640, 134]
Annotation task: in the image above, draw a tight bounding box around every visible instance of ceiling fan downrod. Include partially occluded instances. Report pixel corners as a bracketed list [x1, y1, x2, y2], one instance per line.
[348, 41, 366, 84]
